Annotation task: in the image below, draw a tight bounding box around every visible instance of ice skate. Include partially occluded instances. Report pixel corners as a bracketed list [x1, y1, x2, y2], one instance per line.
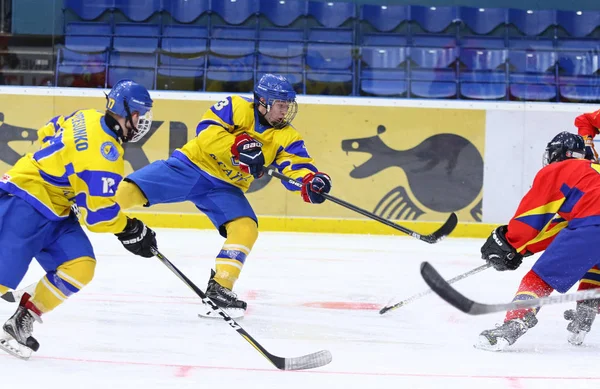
[0, 293, 42, 360]
[565, 299, 599, 346]
[475, 312, 538, 351]
[199, 270, 247, 319]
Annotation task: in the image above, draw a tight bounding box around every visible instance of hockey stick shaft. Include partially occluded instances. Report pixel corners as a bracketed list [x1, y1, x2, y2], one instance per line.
[151, 248, 332, 370]
[379, 263, 491, 314]
[420, 261, 600, 315]
[266, 168, 457, 243]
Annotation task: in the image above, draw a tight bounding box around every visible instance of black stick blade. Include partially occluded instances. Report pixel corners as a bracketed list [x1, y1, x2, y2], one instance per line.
[423, 213, 458, 243]
[1, 291, 15, 303]
[420, 262, 474, 313]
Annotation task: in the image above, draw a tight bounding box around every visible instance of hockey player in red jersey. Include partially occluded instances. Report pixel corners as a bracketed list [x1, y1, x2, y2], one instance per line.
[476, 131, 600, 351]
[575, 109, 600, 161]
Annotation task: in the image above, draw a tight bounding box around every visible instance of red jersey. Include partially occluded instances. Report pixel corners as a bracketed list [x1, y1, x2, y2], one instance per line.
[506, 159, 600, 255]
[575, 110, 600, 138]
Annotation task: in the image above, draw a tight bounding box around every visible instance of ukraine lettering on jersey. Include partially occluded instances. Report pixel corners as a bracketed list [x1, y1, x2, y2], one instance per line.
[0, 109, 127, 233]
[177, 95, 318, 192]
[506, 159, 600, 254]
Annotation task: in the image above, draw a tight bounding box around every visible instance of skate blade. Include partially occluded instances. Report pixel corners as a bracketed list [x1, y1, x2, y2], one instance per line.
[0, 333, 33, 360]
[198, 304, 245, 320]
[474, 335, 510, 352]
[568, 331, 588, 346]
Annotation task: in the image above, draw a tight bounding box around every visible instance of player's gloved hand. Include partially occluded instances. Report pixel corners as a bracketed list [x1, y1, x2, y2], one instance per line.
[231, 133, 265, 178]
[115, 217, 157, 258]
[583, 135, 599, 162]
[301, 172, 332, 204]
[480, 225, 523, 271]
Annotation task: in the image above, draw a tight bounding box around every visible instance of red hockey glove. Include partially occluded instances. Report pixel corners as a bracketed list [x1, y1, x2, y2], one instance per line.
[301, 172, 332, 204]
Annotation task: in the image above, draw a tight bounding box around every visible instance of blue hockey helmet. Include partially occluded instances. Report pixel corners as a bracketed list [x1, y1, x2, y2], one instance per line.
[254, 74, 298, 129]
[543, 131, 586, 166]
[106, 79, 153, 143]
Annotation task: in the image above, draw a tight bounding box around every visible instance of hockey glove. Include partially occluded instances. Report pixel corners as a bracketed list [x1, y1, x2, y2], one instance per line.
[231, 134, 265, 178]
[115, 218, 157, 258]
[480, 225, 523, 271]
[301, 172, 332, 204]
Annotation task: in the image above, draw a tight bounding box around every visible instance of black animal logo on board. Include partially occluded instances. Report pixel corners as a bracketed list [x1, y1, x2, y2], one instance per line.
[341, 125, 483, 221]
[0, 113, 39, 165]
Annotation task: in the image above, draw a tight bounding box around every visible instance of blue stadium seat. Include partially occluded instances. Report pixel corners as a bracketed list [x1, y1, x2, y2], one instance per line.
[509, 51, 556, 76]
[410, 47, 458, 69]
[460, 83, 506, 99]
[360, 70, 407, 96]
[409, 46, 457, 98]
[459, 48, 507, 99]
[509, 50, 556, 101]
[161, 27, 208, 64]
[460, 49, 507, 70]
[411, 81, 457, 98]
[212, 0, 259, 25]
[59, 48, 107, 66]
[558, 52, 600, 101]
[108, 67, 155, 89]
[412, 35, 457, 48]
[307, 0, 356, 28]
[308, 28, 353, 43]
[410, 6, 458, 33]
[306, 71, 353, 95]
[65, 22, 112, 52]
[258, 41, 303, 63]
[361, 47, 407, 69]
[163, 0, 210, 24]
[64, 0, 114, 21]
[259, 28, 304, 41]
[157, 54, 205, 91]
[508, 9, 556, 36]
[110, 51, 156, 68]
[556, 10, 600, 37]
[260, 0, 306, 27]
[113, 23, 159, 53]
[360, 4, 409, 32]
[306, 44, 353, 70]
[510, 84, 556, 100]
[114, 0, 160, 22]
[210, 40, 256, 57]
[459, 7, 507, 35]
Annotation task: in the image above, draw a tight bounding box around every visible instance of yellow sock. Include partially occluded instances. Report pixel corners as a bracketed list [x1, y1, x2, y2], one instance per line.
[0, 284, 8, 295]
[215, 217, 258, 290]
[30, 256, 96, 313]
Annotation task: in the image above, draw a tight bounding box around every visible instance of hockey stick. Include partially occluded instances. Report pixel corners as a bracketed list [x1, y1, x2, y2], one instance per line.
[267, 168, 458, 244]
[379, 263, 491, 315]
[420, 261, 600, 315]
[152, 247, 332, 370]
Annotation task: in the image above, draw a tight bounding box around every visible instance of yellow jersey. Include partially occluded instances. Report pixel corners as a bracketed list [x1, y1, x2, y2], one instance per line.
[0, 109, 127, 233]
[178, 95, 318, 192]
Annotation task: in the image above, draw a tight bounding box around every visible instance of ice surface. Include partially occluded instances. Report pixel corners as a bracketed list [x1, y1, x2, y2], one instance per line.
[2, 229, 599, 388]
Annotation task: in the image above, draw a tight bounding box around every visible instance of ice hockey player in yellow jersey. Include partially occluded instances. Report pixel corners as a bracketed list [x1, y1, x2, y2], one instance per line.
[116, 74, 332, 318]
[0, 80, 158, 360]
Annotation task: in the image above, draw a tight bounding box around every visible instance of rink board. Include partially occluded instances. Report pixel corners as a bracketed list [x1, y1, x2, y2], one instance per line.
[0, 86, 594, 236]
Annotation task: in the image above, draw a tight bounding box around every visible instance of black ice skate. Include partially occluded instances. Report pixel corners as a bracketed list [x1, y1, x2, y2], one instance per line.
[198, 270, 247, 319]
[475, 311, 538, 351]
[0, 293, 42, 360]
[564, 299, 599, 346]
